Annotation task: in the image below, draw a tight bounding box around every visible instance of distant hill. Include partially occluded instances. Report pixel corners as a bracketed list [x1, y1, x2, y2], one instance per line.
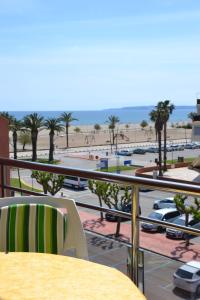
[103, 105, 195, 111]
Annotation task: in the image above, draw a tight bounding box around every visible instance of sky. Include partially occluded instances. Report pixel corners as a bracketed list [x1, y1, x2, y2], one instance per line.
[1, 0, 200, 111]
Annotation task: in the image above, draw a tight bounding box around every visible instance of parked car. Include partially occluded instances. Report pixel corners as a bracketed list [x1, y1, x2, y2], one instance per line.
[153, 197, 175, 210]
[116, 150, 132, 156]
[185, 143, 196, 149]
[63, 176, 88, 190]
[105, 204, 131, 222]
[172, 144, 185, 151]
[166, 215, 200, 239]
[166, 146, 174, 152]
[133, 148, 146, 154]
[146, 147, 159, 153]
[173, 261, 200, 295]
[105, 204, 141, 222]
[193, 142, 200, 149]
[141, 208, 181, 232]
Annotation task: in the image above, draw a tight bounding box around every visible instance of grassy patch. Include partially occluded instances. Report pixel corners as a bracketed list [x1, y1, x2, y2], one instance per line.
[97, 165, 137, 172]
[11, 178, 42, 193]
[167, 157, 195, 164]
[21, 158, 60, 165]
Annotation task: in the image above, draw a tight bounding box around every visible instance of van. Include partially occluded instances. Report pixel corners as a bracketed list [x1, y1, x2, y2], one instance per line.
[63, 176, 88, 190]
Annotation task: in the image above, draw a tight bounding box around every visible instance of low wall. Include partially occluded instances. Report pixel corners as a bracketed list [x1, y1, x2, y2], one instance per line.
[135, 162, 200, 186]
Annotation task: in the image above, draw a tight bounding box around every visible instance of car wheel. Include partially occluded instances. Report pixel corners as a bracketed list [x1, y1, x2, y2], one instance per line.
[154, 204, 159, 210]
[196, 285, 200, 296]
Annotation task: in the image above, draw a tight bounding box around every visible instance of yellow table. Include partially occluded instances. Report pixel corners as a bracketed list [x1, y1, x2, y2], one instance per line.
[0, 252, 146, 300]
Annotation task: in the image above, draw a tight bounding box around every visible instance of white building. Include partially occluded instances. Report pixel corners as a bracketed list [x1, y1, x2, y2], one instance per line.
[191, 99, 200, 142]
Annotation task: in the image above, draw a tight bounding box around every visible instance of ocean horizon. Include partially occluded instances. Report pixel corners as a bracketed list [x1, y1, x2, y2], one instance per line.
[8, 106, 196, 126]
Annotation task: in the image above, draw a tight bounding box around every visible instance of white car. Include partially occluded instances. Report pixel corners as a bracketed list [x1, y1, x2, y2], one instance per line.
[153, 197, 176, 210]
[166, 215, 200, 239]
[141, 208, 180, 232]
[173, 261, 200, 295]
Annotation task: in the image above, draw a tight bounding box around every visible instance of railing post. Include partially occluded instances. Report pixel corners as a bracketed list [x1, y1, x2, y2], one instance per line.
[130, 185, 140, 285]
[1, 164, 5, 197]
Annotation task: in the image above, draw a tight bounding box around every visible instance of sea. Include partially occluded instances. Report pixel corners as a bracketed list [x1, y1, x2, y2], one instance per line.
[9, 106, 196, 126]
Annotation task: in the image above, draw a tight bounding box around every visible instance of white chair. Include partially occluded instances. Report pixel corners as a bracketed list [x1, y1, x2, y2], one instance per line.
[0, 196, 88, 260]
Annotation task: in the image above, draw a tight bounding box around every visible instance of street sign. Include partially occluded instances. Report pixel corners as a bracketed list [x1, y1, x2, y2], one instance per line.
[100, 158, 108, 170]
[124, 160, 131, 166]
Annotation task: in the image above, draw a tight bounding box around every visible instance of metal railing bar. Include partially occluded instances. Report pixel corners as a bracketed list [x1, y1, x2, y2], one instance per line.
[1, 158, 200, 196]
[3, 185, 45, 196]
[75, 201, 132, 219]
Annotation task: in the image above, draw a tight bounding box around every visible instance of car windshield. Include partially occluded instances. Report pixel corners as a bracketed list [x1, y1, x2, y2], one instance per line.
[176, 269, 194, 279]
[80, 178, 87, 182]
[149, 212, 163, 220]
[174, 218, 185, 226]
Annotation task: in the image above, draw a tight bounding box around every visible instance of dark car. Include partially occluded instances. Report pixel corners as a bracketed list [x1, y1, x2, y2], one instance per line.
[105, 204, 141, 222]
[185, 143, 196, 149]
[133, 148, 146, 154]
[146, 147, 159, 153]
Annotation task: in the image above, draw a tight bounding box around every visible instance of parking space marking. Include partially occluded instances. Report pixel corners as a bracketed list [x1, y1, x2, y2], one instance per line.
[145, 261, 173, 274]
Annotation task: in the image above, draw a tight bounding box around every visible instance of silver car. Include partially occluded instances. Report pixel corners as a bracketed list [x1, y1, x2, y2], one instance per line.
[173, 261, 200, 295]
[141, 208, 180, 232]
[153, 197, 176, 210]
[166, 215, 200, 239]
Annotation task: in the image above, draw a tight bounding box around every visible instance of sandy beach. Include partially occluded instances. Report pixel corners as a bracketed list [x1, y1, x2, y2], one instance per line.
[11, 123, 192, 151]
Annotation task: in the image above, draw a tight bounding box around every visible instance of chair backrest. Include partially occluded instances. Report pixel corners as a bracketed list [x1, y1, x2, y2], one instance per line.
[0, 203, 67, 254]
[0, 196, 88, 260]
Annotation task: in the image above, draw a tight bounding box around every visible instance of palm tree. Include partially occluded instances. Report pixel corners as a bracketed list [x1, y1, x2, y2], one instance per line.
[10, 118, 24, 159]
[23, 113, 44, 161]
[106, 115, 120, 145]
[60, 112, 78, 148]
[157, 101, 175, 171]
[44, 118, 63, 162]
[149, 108, 164, 176]
[188, 111, 199, 121]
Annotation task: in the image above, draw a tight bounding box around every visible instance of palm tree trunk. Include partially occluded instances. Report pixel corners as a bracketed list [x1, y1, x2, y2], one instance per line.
[66, 124, 69, 148]
[112, 129, 115, 145]
[32, 131, 38, 161]
[49, 132, 54, 162]
[13, 131, 17, 159]
[158, 130, 163, 176]
[163, 122, 167, 171]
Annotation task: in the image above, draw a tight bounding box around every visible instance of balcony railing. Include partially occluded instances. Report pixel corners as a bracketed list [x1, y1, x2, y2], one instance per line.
[1, 157, 200, 294]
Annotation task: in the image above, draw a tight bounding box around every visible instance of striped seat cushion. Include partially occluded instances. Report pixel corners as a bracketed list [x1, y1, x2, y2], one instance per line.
[0, 204, 67, 254]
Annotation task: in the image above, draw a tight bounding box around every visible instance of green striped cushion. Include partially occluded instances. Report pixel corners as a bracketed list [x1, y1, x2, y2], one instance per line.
[0, 204, 67, 254]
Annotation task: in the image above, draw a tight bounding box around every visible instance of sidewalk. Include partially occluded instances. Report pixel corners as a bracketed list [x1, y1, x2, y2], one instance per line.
[79, 210, 200, 263]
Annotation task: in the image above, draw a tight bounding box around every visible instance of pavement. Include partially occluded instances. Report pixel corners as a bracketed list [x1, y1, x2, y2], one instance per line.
[79, 209, 200, 263]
